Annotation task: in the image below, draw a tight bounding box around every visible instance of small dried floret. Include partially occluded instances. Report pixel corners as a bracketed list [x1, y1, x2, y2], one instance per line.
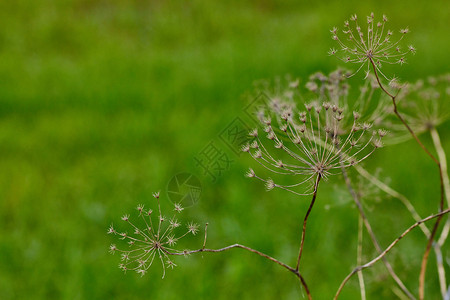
[187, 222, 199, 235]
[362, 123, 372, 130]
[167, 235, 177, 246]
[373, 139, 384, 148]
[306, 81, 318, 92]
[400, 28, 409, 34]
[174, 203, 184, 213]
[252, 150, 262, 159]
[276, 160, 285, 168]
[170, 218, 181, 228]
[249, 128, 258, 137]
[289, 79, 300, 88]
[378, 129, 388, 137]
[166, 260, 177, 269]
[109, 244, 117, 254]
[241, 143, 250, 153]
[246, 168, 256, 178]
[107, 224, 115, 234]
[266, 179, 275, 191]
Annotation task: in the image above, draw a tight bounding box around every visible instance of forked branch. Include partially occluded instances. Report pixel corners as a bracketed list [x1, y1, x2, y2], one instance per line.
[296, 175, 322, 271]
[369, 57, 445, 300]
[168, 243, 312, 299]
[334, 207, 450, 299]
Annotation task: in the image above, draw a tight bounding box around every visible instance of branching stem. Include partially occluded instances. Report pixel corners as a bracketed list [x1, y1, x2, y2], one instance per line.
[334, 208, 450, 300]
[296, 175, 322, 271]
[167, 243, 312, 299]
[369, 58, 445, 299]
[341, 166, 415, 299]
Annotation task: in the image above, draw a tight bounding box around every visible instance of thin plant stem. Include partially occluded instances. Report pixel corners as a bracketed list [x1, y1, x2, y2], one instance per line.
[434, 244, 447, 299]
[354, 164, 430, 236]
[353, 163, 449, 296]
[369, 58, 445, 300]
[354, 136, 447, 298]
[334, 207, 450, 300]
[357, 215, 367, 300]
[354, 163, 449, 298]
[368, 58, 439, 164]
[315, 137, 430, 236]
[202, 223, 209, 250]
[341, 166, 415, 299]
[296, 175, 321, 271]
[432, 127, 450, 246]
[167, 243, 312, 300]
[419, 218, 443, 299]
[431, 127, 450, 298]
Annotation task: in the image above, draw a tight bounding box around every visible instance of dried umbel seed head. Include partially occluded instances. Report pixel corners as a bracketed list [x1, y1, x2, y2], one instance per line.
[245, 103, 384, 196]
[302, 69, 391, 136]
[382, 74, 450, 143]
[330, 13, 414, 80]
[107, 192, 200, 278]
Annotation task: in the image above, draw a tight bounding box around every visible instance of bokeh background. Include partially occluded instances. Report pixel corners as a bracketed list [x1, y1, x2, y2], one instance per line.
[1, 0, 449, 299]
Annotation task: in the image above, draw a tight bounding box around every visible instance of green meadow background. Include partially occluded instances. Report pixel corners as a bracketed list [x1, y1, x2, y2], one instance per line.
[1, 0, 449, 299]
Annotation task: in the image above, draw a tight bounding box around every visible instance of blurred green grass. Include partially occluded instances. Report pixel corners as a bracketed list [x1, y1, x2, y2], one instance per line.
[0, 0, 449, 299]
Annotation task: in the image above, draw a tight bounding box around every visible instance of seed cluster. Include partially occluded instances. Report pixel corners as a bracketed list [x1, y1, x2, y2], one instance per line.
[244, 100, 385, 195]
[108, 192, 199, 278]
[330, 13, 415, 79]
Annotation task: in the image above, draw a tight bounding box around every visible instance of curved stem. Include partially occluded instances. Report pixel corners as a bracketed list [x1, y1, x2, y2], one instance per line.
[341, 166, 415, 299]
[357, 215, 367, 300]
[419, 217, 444, 300]
[431, 127, 450, 298]
[334, 208, 450, 300]
[354, 164, 430, 236]
[369, 58, 445, 300]
[368, 58, 438, 164]
[432, 127, 450, 246]
[434, 244, 447, 299]
[296, 175, 322, 271]
[167, 243, 312, 299]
